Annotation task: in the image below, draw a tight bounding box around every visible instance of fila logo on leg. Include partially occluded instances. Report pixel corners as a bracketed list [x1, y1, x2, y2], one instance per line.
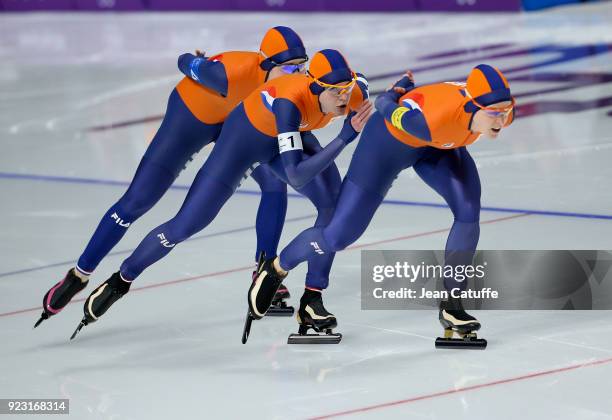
[111, 212, 131, 228]
[157, 233, 176, 248]
[310, 242, 325, 255]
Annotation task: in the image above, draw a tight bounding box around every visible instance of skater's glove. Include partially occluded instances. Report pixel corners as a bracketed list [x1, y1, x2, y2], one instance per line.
[386, 71, 415, 101]
[338, 112, 359, 144]
[177, 52, 228, 97]
[339, 100, 373, 145]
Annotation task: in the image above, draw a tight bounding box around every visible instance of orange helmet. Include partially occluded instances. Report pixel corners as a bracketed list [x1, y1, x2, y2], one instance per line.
[466, 64, 512, 108]
[259, 26, 307, 71]
[307, 49, 355, 94]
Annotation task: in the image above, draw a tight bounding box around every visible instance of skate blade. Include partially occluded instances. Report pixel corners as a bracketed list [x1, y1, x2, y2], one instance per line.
[265, 305, 294, 317]
[33, 313, 49, 329]
[241, 312, 254, 344]
[70, 319, 87, 341]
[287, 332, 342, 344]
[435, 337, 487, 349]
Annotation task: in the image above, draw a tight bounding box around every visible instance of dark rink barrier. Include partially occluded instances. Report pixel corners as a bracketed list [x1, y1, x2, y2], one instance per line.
[1, 0, 532, 12]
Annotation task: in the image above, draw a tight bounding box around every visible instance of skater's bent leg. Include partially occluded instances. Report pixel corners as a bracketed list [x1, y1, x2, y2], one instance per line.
[323, 178, 384, 251]
[251, 164, 287, 261]
[295, 163, 342, 290]
[77, 161, 176, 274]
[279, 178, 384, 272]
[120, 170, 234, 280]
[77, 89, 220, 274]
[297, 162, 342, 227]
[414, 148, 481, 291]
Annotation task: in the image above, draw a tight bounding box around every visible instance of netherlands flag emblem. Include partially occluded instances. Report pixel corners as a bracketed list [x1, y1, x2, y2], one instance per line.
[261, 87, 277, 112]
[401, 98, 422, 112]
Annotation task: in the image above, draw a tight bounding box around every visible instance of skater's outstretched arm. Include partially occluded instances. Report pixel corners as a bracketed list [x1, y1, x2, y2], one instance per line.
[269, 98, 367, 189]
[177, 53, 228, 97]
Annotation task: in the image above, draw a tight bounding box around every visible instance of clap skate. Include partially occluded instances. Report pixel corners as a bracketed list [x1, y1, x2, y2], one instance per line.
[242, 252, 286, 344]
[70, 272, 131, 340]
[266, 283, 294, 316]
[287, 289, 341, 344]
[34, 269, 88, 328]
[435, 297, 487, 349]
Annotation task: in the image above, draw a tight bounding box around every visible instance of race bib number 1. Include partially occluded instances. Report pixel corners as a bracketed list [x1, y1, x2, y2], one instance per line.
[278, 131, 303, 154]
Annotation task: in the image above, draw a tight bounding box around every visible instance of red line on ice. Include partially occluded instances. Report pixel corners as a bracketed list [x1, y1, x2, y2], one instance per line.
[308, 356, 612, 419]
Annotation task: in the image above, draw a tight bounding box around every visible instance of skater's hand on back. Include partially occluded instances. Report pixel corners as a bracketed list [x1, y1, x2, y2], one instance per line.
[195, 49, 206, 57]
[350, 100, 373, 132]
[387, 71, 415, 95]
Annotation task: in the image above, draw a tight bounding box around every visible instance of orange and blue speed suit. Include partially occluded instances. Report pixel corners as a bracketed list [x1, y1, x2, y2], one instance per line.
[278, 79, 514, 291]
[118, 71, 369, 283]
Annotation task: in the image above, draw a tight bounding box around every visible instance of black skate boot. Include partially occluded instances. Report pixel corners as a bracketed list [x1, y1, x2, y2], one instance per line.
[267, 283, 294, 317]
[248, 268, 294, 317]
[435, 297, 486, 349]
[287, 289, 341, 344]
[34, 268, 89, 328]
[70, 272, 131, 340]
[242, 252, 287, 343]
